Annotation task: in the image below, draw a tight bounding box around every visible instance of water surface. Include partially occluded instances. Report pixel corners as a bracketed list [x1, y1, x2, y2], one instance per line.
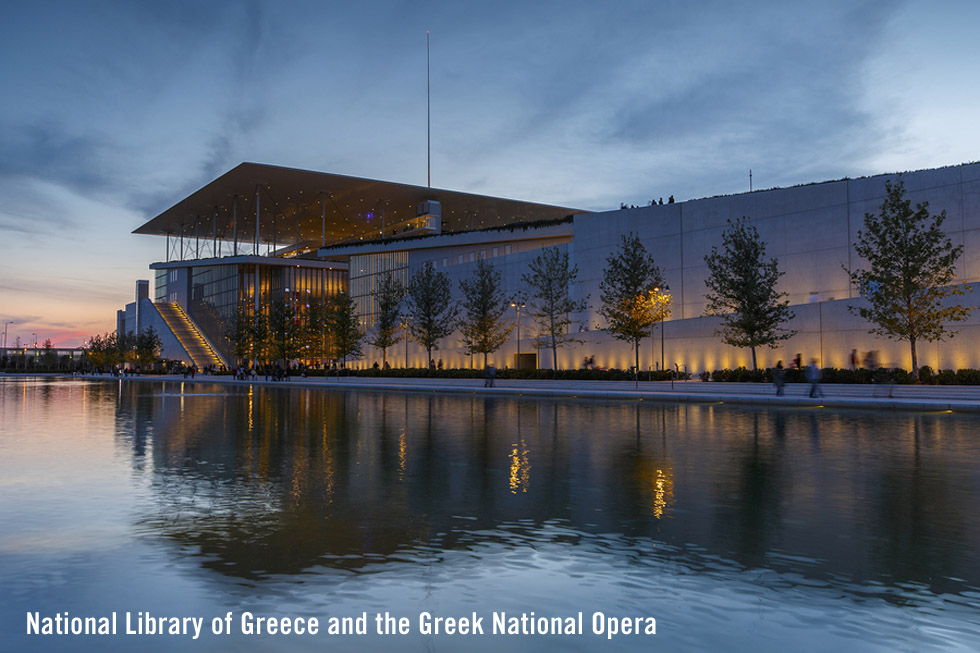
[1, 377, 979, 651]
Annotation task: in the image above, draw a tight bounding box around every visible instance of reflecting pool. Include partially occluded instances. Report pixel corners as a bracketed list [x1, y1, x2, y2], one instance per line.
[2, 377, 979, 651]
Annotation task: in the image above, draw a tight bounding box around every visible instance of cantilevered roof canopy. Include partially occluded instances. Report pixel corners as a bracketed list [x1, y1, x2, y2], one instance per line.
[135, 162, 585, 250]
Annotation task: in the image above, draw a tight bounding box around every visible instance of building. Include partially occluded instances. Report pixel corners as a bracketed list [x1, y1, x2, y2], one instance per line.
[1, 346, 86, 368]
[122, 161, 980, 372]
[122, 162, 580, 368]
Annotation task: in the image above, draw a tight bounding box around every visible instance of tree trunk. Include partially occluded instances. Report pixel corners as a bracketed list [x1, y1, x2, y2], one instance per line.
[634, 339, 640, 388]
[751, 346, 757, 371]
[910, 337, 918, 381]
[552, 342, 557, 372]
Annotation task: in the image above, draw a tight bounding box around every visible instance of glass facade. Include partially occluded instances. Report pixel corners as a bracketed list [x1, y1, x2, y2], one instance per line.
[349, 252, 409, 328]
[168, 263, 347, 363]
[154, 269, 167, 303]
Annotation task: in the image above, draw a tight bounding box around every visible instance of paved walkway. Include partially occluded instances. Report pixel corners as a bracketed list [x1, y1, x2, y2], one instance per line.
[91, 373, 980, 413]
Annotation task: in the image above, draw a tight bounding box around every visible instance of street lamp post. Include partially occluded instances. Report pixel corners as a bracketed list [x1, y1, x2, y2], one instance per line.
[652, 285, 670, 375]
[510, 300, 525, 369]
[2, 321, 11, 350]
[403, 315, 412, 368]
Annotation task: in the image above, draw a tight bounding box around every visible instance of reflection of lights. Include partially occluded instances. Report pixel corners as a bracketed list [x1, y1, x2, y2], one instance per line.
[636, 463, 674, 519]
[321, 419, 335, 505]
[398, 428, 407, 480]
[509, 439, 531, 494]
[247, 386, 254, 432]
[650, 468, 674, 519]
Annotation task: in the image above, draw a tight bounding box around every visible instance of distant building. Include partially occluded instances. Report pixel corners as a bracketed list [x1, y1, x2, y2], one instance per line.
[121, 161, 980, 372]
[1, 346, 86, 366]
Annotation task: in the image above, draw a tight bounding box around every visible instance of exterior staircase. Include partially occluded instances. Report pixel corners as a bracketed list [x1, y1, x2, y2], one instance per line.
[155, 303, 227, 369]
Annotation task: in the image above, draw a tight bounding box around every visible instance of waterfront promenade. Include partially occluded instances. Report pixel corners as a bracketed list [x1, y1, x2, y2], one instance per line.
[74, 373, 980, 413]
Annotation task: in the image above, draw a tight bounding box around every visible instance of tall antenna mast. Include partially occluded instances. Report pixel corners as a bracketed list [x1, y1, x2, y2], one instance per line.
[749, 169, 753, 192]
[427, 30, 431, 188]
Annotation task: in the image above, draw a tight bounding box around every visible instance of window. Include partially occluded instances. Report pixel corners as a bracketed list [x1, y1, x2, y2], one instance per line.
[504, 245, 512, 255]
[492, 247, 499, 257]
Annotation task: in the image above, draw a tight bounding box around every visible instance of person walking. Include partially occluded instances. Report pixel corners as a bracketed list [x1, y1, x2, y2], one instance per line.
[484, 363, 497, 388]
[773, 361, 786, 396]
[806, 359, 823, 398]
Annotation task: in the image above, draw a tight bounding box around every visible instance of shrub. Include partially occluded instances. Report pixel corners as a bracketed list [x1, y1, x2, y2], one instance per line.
[955, 368, 980, 385]
[708, 367, 768, 382]
[918, 365, 934, 384]
[702, 366, 955, 384]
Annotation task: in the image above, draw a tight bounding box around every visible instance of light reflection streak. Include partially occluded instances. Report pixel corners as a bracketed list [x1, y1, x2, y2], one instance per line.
[509, 437, 530, 494]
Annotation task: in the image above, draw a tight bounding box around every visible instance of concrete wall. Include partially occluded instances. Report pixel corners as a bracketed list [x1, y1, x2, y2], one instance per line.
[115, 298, 192, 365]
[356, 163, 980, 372]
[573, 162, 980, 325]
[139, 299, 193, 364]
[367, 286, 980, 373]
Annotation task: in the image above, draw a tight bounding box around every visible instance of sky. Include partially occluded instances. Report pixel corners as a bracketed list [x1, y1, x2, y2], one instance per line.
[1, 0, 978, 347]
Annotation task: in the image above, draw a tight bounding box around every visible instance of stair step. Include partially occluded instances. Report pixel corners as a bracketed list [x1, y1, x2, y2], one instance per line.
[155, 303, 225, 368]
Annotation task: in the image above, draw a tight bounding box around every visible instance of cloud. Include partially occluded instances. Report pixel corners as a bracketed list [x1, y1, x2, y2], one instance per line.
[425, 0, 908, 207]
[0, 122, 119, 199]
[0, 275, 130, 305]
[0, 0, 284, 219]
[0, 314, 42, 325]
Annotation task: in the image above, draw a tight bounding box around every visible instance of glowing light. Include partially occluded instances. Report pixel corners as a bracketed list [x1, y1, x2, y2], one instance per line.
[509, 438, 531, 494]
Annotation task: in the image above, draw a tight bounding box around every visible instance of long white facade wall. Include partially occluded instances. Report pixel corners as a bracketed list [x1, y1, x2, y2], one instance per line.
[363, 163, 980, 372]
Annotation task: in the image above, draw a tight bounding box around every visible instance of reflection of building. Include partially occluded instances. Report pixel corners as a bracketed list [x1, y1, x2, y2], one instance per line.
[121, 161, 980, 371]
[111, 384, 980, 595]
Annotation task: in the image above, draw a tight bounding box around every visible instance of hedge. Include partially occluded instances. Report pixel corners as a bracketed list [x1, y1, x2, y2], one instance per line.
[701, 366, 980, 385]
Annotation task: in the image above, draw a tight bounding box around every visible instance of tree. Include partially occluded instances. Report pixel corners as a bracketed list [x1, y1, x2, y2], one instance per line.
[599, 233, 665, 383]
[117, 330, 136, 367]
[40, 338, 58, 369]
[326, 292, 363, 366]
[847, 179, 974, 379]
[405, 261, 457, 366]
[522, 246, 588, 370]
[266, 298, 301, 366]
[302, 297, 330, 365]
[703, 217, 796, 370]
[135, 327, 162, 368]
[459, 259, 513, 366]
[252, 311, 268, 365]
[225, 305, 260, 366]
[85, 332, 118, 371]
[366, 271, 405, 367]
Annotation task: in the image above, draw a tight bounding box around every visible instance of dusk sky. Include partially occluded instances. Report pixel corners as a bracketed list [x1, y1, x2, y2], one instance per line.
[1, 0, 978, 347]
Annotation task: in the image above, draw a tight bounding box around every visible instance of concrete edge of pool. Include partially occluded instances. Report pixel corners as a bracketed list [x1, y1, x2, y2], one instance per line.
[8, 373, 978, 414]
